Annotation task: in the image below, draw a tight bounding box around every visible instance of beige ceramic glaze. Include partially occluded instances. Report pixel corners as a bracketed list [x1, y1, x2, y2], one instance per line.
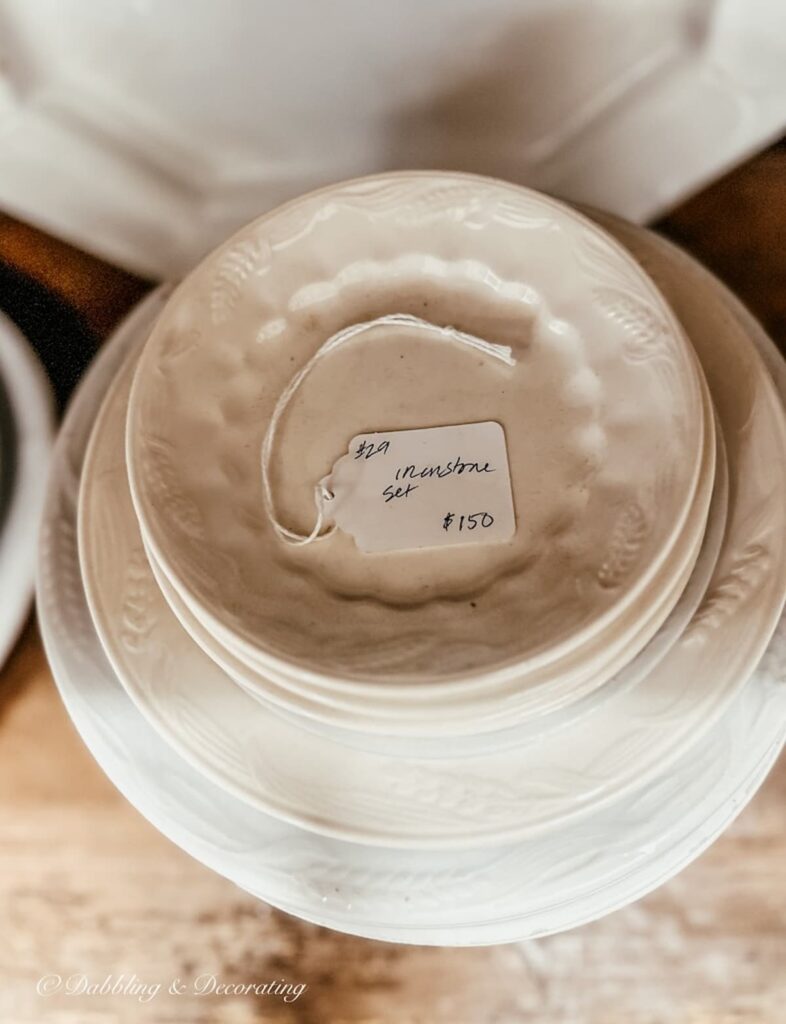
[136, 308, 715, 731]
[148, 496, 707, 740]
[142, 381, 714, 736]
[44, 240, 786, 940]
[126, 172, 704, 684]
[78, 258, 786, 844]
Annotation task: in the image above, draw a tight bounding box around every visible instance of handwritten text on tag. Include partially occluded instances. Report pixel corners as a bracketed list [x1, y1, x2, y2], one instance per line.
[322, 421, 516, 553]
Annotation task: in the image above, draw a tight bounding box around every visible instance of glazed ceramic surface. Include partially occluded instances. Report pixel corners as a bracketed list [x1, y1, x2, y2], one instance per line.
[142, 367, 714, 734]
[82, 352, 713, 845]
[78, 241, 784, 845]
[127, 173, 704, 689]
[145, 461, 721, 747]
[38, 259, 786, 942]
[209, 431, 726, 762]
[2, 0, 784, 278]
[0, 311, 53, 671]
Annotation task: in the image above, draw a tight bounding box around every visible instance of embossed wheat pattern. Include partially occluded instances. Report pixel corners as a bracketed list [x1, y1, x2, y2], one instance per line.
[337, 181, 487, 227]
[269, 180, 555, 248]
[593, 288, 669, 360]
[493, 195, 555, 230]
[119, 546, 157, 653]
[577, 230, 685, 400]
[159, 327, 200, 367]
[597, 501, 648, 589]
[40, 517, 96, 664]
[687, 433, 779, 643]
[380, 758, 612, 828]
[211, 237, 271, 325]
[601, 289, 685, 407]
[255, 720, 733, 909]
[139, 436, 204, 539]
[240, 735, 653, 834]
[688, 542, 772, 641]
[264, 839, 492, 910]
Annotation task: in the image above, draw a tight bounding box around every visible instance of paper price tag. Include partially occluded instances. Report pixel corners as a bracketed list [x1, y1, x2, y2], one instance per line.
[322, 421, 516, 553]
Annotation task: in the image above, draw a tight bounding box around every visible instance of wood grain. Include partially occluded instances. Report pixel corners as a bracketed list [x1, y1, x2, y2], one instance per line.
[1, 148, 785, 1024]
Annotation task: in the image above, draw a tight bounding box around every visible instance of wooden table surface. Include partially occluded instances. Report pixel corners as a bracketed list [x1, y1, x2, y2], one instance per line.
[1, 149, 785, 1024]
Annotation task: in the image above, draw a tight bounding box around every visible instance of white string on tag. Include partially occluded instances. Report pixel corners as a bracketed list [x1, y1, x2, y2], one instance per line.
[261, 313, 516, 546]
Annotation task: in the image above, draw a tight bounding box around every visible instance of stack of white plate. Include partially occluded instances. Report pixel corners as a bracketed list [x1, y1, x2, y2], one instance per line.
[0, 311, 52, 671]
[38, 173, 786, 943]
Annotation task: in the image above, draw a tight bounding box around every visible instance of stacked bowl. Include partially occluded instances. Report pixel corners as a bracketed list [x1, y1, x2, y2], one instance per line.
[40, 172, 786, 941]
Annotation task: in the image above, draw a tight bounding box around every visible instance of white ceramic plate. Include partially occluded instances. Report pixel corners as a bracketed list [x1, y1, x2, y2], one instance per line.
[126, 173, 704, 699]
[1, 0, 784, 279]
[78, 206, 785, 848]
[142, 380, 716, 738]
[37, 261, 786, 942]
[146, 444, 724, 756]
[0, 310, 53, 670]
[80, 344, 715, 846]
[184, 427, 727, 762]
